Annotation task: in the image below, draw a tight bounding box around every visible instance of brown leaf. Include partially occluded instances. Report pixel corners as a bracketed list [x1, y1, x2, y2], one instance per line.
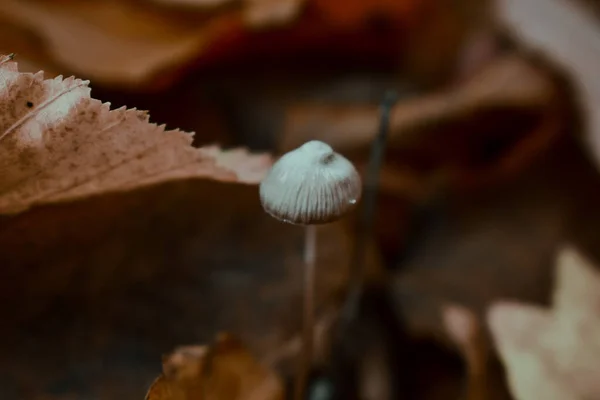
[148, 0, 305, 28]
[243, 0, 305, 28]
[0, 1, 234, 88]
[148, 0, 236, 8]
[442, 304, 488, 400]
[487, 246, 600, 399]
[311, 0, 415, 28]
[281, 55, 555, 154]
[145, 333, 284, 400]
[382, 113, 589, 399]
[0, 56, 271, 215]
[497, 0, 600, 168]
[0, 176, 385, 398]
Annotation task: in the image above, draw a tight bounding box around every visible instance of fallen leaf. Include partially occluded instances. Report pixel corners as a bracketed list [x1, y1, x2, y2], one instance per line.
[145, 333, 284, 400]
[281, 55, 555, 154]
[442, 304, 488, 400]
[0, 177, 385, 398]
[497, 0, 600, 170]
[311, 0, 416, 28]
[383, 127, 593, 399]
[201, 145, 273, 183]
[487, 246, 600, 400]
[400, 0, 494, 86]
[149, 0, 305, 28]
[281, 54, 561, 195]
[0, 55, 271, 215]
[243, 0, 305, 28]
[0, 0, 237, 88]
[0, 0, 407, 89]
[149, 0, 236, 8]
[150, 0, 408, 28]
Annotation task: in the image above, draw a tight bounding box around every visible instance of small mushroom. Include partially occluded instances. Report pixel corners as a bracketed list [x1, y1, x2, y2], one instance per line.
[259, 140, 362, 400]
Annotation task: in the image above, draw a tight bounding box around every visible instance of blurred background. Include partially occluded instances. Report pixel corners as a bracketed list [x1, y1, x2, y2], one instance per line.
[1, 0, 600, 399]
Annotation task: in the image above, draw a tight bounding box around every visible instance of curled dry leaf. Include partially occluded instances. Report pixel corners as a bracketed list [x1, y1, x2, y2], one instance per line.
[442, 304, 488, 400]
[145, 333, 284, 400]
[0, 55, 271, 215]
[443, 304, 479, 351]
[487, 246, 600, 400]
[281, 55, 555, 153]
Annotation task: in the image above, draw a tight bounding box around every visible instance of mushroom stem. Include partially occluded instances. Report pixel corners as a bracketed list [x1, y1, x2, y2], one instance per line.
[295, 224, 317, 400]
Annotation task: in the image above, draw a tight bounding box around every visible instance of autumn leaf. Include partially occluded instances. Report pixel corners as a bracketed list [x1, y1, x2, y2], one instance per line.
[443, 304, 488, 400]
[0, 0, 413, 88]
[145, 333, 284, 400]
[151, 0, 408, 28]
[497, 0, 600, 169]
[148, 0, 235, 7]
[281, 55, 555, 154]
[0, 54, 271, 215]
[312, 0, 415, 28]
[0, 1, 237, 88]
[487, 246, 600, 400]
[243, 0, 305, 28]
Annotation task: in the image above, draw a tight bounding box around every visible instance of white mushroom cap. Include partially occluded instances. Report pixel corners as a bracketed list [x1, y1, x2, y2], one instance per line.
[259, 140, 362, 225]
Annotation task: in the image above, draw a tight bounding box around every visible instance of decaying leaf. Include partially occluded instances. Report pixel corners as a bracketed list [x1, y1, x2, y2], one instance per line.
[311, 0, 416, 28]
[0, 1, 227, 88]
[149, 0, 305, 28]
[0, 0, 407, 88]
[281, 54, 555, 153]
[281, 53, 561, 200]
[0, 55, 271, 215]
[145, 333, 284, 400]
[243, 0, 305, 28]
[443, 304, 488, 400]
[487, 246, 600, 400]
[497, 0, 600, 169]
[150, 0, 412, 28]
[148, 0, 236, 7]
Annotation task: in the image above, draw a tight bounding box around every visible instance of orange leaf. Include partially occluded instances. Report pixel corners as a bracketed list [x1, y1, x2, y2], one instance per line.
[145, 333, 284, 400]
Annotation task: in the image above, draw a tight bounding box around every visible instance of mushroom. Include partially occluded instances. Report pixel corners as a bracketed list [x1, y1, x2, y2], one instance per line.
[259, 140, 362, 399]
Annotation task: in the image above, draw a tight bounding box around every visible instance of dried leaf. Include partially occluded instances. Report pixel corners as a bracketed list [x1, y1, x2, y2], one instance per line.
[443, 304, 488, 400]
[149, 0, 305, 28]
[0, 176, 386, 398]
[149, 0, 235, 8]
[487, 246, 600, 400]
[311, 0, 415, 28]
[151, 0, 407, 28]
[0, 56, 271, 215]
[281, 55, 555, 153]
[145, 333, 284, 400]
[0, 1, 236, 88]
[243, 0, 305, 28]
[0, 0, 413, 88]
[497, 0, 600, 169]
